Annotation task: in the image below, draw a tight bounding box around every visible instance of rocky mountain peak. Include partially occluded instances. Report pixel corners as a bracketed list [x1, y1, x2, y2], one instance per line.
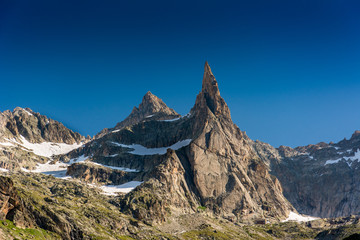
[191, 62, 231, 119]
[351, 130, 360, 139]
[104, 92, 180, 135]
[137, 91, 177, 116]
[0, 107, 84, 144]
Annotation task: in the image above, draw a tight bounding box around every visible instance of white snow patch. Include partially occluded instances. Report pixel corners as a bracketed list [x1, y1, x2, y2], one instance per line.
[282, 211, 318, 222]
[112, 129, 121, 133]
[333, 146, 340, 150]
[325, 158, 342, 165]
[160, 117, 181, 122]
[24, 155, 89, 178]
[21, 167, 30, 172]
[110, 139, 192, 155]
[99, 181, 143, 195]
[158, 113, 191, 122]
[325, 149, 360, 166]
[68, 154, 88, 164]
[0, 168, 9, 172]
[145, 114, 154, 118]
[107, 154, 118, 157]
[91, 162, 139, 172]
[0, 142, 14, 147]
[7, 136, 83, 158]
[24, 109, 33, 116]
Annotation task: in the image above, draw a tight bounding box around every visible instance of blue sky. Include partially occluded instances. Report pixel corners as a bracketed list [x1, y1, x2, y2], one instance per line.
[1, 0, 360, 147]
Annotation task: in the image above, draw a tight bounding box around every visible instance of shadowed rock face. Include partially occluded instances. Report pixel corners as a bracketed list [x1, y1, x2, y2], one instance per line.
[73, 62, 294, 224]
[255, 130, 360, 218]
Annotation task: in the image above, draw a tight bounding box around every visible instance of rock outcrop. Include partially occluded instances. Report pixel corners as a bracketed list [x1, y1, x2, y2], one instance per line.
[0, 176, 33, 228]
[67, 162, 139, 185]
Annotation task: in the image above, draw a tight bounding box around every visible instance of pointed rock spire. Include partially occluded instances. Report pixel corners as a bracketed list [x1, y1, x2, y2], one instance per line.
[202, 61, 219, 95]
[191, 62, 231, 119]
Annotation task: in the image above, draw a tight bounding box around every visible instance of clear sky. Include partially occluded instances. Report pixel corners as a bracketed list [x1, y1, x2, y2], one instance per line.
[1, 0, 360, 147]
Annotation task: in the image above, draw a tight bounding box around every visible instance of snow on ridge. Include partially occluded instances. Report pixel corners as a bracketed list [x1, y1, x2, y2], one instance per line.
[110, 139, 192, 155]
[107, 154, 118, 157]
[325, 149, 360, 166]
[160, 117, 181, 122]
[6, 136, 83, 158]
[24, 109, 33, 116]
[282, 211, 318, 222]
[158, 113, 191, 122]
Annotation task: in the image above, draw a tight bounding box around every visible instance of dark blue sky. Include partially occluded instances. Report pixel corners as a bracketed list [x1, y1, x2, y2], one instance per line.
[1, 0, 360, 147]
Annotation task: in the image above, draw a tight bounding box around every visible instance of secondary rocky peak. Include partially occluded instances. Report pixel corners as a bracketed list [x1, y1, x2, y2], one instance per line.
[351, 130, 360, 139]
[0, 107, 84, 144]
[192, 62, 231, 119]
[108, 92, 180, 134]
[138, 91, 177, 116]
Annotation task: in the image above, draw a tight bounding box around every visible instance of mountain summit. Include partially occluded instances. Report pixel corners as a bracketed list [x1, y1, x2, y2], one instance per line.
[191, 62, 231, 119]
[96, 91, 180, 138]
[114, 91, 180, 129]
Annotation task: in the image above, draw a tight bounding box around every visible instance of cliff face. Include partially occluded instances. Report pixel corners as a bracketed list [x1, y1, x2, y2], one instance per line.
[255, 131, 360, 218]
[185, 62, 293, 222]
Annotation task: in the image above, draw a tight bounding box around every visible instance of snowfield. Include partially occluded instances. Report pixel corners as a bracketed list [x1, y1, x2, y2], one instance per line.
[99, 181, 143, 195]
[91, 162, 139, 172]
[282, 211, 318, 222]
[110, 139, 192, 155]
[1, 135, 143, 195]
[24, 155, 89, 178]
[5, 136, 83, 158]
[22, 154, 140, 194]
